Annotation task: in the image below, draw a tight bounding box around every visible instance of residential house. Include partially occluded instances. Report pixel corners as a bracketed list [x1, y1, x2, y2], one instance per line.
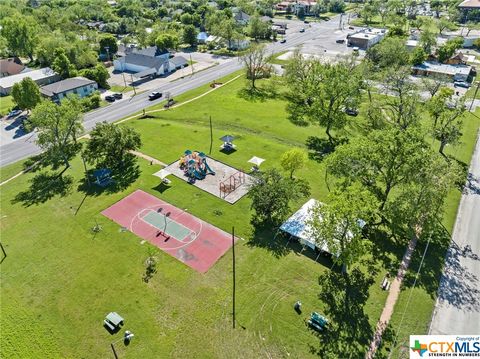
[40, 77, 98, 102]
[233, 10, 250, 25]
[0, 67, 59, 96]
[170, 56, 189, 70]
[347, 28, 387, 49]
[0, 58, 27, 78]
[458, 0, 480, 22]
[412, 62, 474, 82]
[445, 52, 468, 65]
[229, 39, 250, 50]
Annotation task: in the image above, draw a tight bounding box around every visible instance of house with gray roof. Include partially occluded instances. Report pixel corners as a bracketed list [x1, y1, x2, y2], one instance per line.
[40, 77, 98, 102]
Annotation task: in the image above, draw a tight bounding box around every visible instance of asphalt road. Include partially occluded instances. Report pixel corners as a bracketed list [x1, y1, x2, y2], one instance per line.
[429, 130, 480, 335]
[0, 15, 343, 167]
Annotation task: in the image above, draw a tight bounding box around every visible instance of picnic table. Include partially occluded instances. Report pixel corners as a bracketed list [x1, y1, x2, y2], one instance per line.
[104, 312, 124, 331]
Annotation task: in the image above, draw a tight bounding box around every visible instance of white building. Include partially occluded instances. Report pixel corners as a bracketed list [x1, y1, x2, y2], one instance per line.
[0, 67, 60, 96]
[347, 28, 388, 50]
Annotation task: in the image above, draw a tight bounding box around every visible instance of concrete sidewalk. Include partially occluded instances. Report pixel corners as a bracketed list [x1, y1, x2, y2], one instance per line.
[429, 131, 480, 335]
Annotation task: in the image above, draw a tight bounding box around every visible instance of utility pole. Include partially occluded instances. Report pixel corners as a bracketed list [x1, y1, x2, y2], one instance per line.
[209, 116, 213, 155]
[130, 74, 137, 95]
[232, 226, 236, 329]
[190, 54, 194, 77]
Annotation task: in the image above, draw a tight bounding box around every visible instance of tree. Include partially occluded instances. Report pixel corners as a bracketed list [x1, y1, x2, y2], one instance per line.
[180, 13, 194, 25]
[308, 184, 376, 272]
[155, 34, 179, 50]
[99, 34, 118, 59]
[437, 18, 454, 35]
[248, 15, 271, 41]
[28, 96, 83, 172]
[183, 25, 198, 47]
[240, 44, 272, 90]
[410, 46, 427, 65]
[419, 29, 437, 53]
[11, 77, 42, 112]
[437, 37, 464, 63]
[285, 52, 362, 143]
[0, 16, 37, 61]
[421, 75, 445, 98]
[427, 88, 465, 156]
[80, 64, 110, 89]
[366, 37, 410, 69]
[52, 48, 77, 79]
[84, 122, 141, 171]
[465, 21, 480, 36]
[326, 126, 427, 218]
[280, 148, 307, 178]
[248, 168, 310, 225]
[360, 3, 378, 26]
[211, 18, 241, 49]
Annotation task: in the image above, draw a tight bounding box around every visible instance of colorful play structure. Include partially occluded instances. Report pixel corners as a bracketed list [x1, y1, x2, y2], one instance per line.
[179, 150, 215, 181]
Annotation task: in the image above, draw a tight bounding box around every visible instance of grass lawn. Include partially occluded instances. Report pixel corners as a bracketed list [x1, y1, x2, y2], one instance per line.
[0, 95, 15, 116]
[110, 85, 134, 93]
[1, 75, 391, 358]
[1, 73, 478, 358]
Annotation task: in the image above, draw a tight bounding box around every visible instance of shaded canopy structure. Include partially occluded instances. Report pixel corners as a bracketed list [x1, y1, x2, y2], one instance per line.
[248, 156, 265, 166]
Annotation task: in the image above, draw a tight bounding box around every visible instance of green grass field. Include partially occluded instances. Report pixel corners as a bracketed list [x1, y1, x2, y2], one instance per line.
[1, 74, 479, 358]
[0, 95, 15, 116]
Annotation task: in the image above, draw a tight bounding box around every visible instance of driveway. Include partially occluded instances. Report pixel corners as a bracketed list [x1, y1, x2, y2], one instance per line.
[0, 113, 30, 146]
[429, 130, 480, 335]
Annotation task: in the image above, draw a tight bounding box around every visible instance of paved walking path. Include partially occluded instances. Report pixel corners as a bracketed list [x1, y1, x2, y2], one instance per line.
[130, 151, 167, 167]
[365, 233, 419, 359]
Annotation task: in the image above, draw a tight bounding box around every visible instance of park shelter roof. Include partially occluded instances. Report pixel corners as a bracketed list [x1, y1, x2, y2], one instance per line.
[153, 169, 171, 180]
[279, 199, 366, 255]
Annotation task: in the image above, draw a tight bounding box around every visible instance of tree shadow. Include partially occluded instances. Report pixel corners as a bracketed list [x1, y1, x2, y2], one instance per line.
[246, 223, 291, 258]
[237, 86, 278, 103]
[368, 227, 404, 276]
[11, 172, 73, 207]
[305, 136, 348, 162]
[78, 158, 141, 196]
[309, 267, 375, 358]
[403, 223, 480, 311]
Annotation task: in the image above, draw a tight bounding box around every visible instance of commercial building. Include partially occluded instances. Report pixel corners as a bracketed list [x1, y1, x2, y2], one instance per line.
[0, 67, 59, 96]
[347, 28, 387, 50]
[412, 62, 474, 82]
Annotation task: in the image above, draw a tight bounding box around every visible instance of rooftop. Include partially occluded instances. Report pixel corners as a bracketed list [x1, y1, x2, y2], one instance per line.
[458, 0, 480, 8]
[413, 62, 473, 76]
[133, 46, 169, 57]
[40, 76, 96, 97]
[0, 67, 56, 89]
[118, 53, 168, 69]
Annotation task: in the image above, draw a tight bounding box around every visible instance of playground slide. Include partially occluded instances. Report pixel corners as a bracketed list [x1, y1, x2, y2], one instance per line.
[203, 162, 216, 175]
[193, 169, 205, 180]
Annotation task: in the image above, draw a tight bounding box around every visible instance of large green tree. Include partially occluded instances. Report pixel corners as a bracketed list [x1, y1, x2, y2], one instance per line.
[0, 16, 37, 61]
[285, 53, 362, 142]
[52, 48, 77, 79]
[84, 122, 141, 171]
[239, 44, 272, 90]
[427, 88, 465, 156]
[183, 25, 198, 47]
[248, 168, 310, 225]
[280, 148, 307, 178]
[11, 77, 42, 112]
[308, 184, 376, 272]
[28, 96, 84, 172]
[80, 64, 110, 89]
[155, 33, 179, 50]
[99, 34, 118, 59]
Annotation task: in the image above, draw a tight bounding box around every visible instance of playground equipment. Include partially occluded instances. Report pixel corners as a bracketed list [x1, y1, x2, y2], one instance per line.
[179, 150, 215, 182]
[219, 171, 246, 198]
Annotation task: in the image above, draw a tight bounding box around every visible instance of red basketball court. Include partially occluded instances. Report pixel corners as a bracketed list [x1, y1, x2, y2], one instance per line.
[102, 190, 236, 273]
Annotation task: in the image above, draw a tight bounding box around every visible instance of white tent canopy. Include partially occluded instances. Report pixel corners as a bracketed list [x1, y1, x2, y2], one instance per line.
[279, 199, 366, 256]
[248, 156, 265, 166]
[153, 169, 171, 180]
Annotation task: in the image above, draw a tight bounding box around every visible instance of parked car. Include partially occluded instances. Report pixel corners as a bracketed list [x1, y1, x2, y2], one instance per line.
[300, 28, 305, 33]
[352, 46, 360, 53]
[7, 109, 22, 118]
[280, 39, 286, 43]
[113, 93, 123, 99]
[303, 20, 309, 24]
[148, 91, 163, 100]
[348, 26, 355, 30]
[345, 108, 359, 116]
[454, 81, 471, 89]
[336, 39, 345, 44]
[105, 95, 116, 102]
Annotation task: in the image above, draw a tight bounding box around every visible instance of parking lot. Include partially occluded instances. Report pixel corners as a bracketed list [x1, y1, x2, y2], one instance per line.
[1, 112, 31, 145]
